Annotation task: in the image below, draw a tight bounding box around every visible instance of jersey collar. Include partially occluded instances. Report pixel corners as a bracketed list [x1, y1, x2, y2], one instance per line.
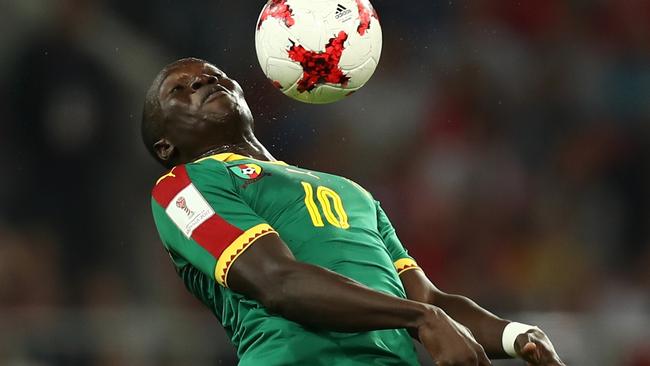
[194, 152, 288, 166]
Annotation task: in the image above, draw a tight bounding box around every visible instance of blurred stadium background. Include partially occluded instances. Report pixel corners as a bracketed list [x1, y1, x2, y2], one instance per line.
[1, 0, 649, 365]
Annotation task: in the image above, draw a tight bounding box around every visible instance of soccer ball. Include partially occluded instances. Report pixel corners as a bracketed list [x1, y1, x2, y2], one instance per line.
[255, 0, 382, 104]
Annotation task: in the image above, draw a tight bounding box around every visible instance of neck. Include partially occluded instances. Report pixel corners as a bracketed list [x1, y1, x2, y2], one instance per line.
[196, 132, 275, 162]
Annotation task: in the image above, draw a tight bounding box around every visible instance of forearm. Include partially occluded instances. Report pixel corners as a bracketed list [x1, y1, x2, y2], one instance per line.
[433, 292, 509, 358]
[263, 261, 434, 332]
[401, 269, 510, 358]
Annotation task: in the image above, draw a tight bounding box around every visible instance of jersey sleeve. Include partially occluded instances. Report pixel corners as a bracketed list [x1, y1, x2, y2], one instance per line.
[151, 163, 276, 288]
[375, 201, 421, 276]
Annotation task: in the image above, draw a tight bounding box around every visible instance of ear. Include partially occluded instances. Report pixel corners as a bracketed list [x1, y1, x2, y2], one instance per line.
[153, 138, 176, 164]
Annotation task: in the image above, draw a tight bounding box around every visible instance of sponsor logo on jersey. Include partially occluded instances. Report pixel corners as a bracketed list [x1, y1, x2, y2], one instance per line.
[228, 164, 271, 188]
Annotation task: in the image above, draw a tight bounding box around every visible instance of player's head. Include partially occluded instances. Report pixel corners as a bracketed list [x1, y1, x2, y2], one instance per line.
[142, 57, 254, 168]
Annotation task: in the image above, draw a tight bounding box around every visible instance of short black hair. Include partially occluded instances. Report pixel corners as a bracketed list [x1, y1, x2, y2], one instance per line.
[141, 57, 210, 168]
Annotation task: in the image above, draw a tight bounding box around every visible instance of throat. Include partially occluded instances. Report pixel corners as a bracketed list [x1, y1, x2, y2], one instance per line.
[196, 141, 275, 162]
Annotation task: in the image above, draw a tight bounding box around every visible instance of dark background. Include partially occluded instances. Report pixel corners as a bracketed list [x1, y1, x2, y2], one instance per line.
[1, 0, 649, 365]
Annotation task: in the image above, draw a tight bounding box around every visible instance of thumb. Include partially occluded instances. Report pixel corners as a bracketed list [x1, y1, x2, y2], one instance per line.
[521, 342, 540, 363]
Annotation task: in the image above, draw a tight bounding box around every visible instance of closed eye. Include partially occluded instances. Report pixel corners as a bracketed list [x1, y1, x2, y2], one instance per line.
[169, 85, 184, 95]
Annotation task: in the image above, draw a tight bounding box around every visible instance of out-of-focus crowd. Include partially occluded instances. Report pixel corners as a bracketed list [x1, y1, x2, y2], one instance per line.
[0, 0, 648, 365]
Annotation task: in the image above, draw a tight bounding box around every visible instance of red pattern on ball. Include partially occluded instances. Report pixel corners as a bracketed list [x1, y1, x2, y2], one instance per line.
[287, 31, 350, 93]
[355, 0, 376, 35]
[258, 0, 295, 30]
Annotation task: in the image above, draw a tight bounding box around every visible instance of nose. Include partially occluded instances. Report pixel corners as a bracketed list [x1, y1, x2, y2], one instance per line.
[190, 74, 218, 91]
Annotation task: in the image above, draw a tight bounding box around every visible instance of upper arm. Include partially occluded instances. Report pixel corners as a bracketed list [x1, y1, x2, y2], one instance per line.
[151, 163, 277, 288]
[399, 267, 443, 305]
[375, 201, 422, 276]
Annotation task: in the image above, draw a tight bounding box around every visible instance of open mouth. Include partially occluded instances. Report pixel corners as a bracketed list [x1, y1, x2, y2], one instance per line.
[202, 85, 230, 104]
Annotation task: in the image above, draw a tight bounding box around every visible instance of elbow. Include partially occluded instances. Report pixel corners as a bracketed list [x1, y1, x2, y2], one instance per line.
[428, 288, 448, 307]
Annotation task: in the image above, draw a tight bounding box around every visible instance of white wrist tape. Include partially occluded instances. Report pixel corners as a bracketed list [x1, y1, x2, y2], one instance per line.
[502, 322, 540, 358]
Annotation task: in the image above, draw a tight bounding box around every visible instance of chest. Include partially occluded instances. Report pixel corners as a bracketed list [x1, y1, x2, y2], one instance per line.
[226, 162, 377, 231]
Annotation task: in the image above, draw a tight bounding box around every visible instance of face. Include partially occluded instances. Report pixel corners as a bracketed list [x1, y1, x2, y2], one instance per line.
[155, 60, 254, 164]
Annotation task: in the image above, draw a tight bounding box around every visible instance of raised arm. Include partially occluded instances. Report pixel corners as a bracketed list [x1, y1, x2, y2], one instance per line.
[374, 200, 564, 365]
[400, 269, 565, 365]
[227, 232, 492, 366]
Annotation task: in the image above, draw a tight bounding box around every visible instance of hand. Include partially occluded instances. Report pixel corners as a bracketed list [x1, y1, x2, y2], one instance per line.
[515, 329, 566, 366]
[417, 307, 491, 365]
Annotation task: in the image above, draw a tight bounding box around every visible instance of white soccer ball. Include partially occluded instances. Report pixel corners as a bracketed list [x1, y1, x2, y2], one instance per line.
[255, 0, 382, 104]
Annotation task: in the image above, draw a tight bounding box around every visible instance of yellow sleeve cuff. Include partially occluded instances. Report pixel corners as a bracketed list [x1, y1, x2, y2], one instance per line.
[394, 258, 420, 275]
[215, 223, 277, 287]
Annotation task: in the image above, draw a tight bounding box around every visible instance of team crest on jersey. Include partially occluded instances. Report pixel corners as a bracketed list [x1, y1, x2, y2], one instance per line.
[228, 164, 270, 188]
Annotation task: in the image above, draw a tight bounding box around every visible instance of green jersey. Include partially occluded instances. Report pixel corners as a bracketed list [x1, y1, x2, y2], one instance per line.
[151, 153, 422, 365]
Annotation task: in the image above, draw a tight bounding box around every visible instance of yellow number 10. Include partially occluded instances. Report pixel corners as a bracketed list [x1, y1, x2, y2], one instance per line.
[301, 182, 350, 229]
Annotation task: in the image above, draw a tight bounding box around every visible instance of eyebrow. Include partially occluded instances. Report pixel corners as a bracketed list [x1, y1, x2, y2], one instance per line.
[159, 72, 188, 93]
